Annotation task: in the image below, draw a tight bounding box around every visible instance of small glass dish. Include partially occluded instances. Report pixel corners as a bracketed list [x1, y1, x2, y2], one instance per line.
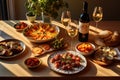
[24, 57, 41, 68]
[75, 42, 95, 56]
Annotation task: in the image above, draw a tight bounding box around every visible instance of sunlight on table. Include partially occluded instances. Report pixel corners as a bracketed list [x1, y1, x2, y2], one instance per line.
[0, 63, 32, 76]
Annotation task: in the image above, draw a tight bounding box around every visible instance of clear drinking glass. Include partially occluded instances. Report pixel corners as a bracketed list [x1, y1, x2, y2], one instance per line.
[66, 22, 78, 50]
[61, 10, 71, 27]
[92, 6, 103, 29]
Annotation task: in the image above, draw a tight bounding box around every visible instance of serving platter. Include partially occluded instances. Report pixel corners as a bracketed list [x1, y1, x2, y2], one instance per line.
[32, 38, 67, 57]
[23, 23, 60, 43]
[32, 44, 54, 57]
[47, 50, 87, 74]
[0, 39, 26, 58]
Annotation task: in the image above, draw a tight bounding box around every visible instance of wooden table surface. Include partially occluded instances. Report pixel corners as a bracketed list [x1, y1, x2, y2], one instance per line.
[0, 20, 120, 77]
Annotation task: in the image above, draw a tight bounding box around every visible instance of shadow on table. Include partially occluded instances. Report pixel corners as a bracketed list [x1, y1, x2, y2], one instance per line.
[105, 61, 120, 75]
[3, 20, 20, 27]
[0, 64, 15, 76]
[0, 46, 33, 76]
[28, 64, 48, 72]
[0, 30, 14, 40]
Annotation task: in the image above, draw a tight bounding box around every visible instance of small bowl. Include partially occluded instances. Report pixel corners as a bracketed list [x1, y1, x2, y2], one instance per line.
[14, 22, 28, 32]
[75, 42, 95, 56]
[24, 57, 41, 68]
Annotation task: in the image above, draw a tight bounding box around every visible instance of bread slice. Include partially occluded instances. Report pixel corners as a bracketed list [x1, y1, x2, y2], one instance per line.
[99, 30, 113, 39]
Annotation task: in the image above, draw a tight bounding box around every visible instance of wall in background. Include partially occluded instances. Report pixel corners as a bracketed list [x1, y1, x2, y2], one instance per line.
[14, 0, 120, 20]
[14, 0, 26, 20]
[66, 0, 120, 20]
[0, 0, 8, 20]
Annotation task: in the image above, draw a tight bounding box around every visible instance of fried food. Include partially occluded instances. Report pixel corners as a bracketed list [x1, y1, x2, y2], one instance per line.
[32, 47, 43, 55]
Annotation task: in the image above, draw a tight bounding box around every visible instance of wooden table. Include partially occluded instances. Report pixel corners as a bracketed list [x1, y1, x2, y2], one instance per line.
[0, 20, 120, 77]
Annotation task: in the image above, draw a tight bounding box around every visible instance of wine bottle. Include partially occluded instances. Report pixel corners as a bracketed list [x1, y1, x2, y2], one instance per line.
[78, 1, 90, 42]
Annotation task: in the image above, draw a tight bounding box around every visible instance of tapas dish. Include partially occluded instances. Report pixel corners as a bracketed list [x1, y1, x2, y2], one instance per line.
[32, 38, 67, 56]
[0, 39, 26, 58]
[32, 44, 53, 56]
[14, 22, 28, 32]
[23, 23, 60, 43]
[47, 51, 87, 74]
[75, 42, 95, 56]
[92, 46, 119, 65]
[24, 57, 42, 68]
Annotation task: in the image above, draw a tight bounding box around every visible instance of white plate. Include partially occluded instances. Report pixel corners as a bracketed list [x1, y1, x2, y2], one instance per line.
[47, 50, 87, 74]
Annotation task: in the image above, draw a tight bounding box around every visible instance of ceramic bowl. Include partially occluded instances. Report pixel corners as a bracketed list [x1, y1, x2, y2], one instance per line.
[24, 57, 41, 68]
[14, 22, 28, 32]
[75, 42, 95, 56]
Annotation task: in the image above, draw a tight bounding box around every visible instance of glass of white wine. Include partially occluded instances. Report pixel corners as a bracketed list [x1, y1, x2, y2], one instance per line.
[61, 10, 71, 27]
[67, 22, 78, 50]
[93, 6, 103, 30]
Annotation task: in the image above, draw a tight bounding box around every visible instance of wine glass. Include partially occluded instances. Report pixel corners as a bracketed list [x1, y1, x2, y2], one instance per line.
[92, 6, 103, 30]
[61, 10, 71, 27]
[66, 22, 78, 50]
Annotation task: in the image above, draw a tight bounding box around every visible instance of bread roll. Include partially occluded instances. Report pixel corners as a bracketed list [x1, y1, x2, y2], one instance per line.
[111, 31, 119, 41]
[99, 30, 113, 38]
[97, 30, 120, 46]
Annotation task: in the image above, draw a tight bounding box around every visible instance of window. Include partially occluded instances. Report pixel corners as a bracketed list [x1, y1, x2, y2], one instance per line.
[0, 0, 8, 20]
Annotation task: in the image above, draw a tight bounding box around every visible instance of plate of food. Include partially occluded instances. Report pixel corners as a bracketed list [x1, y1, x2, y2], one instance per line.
[32, 38, 68, 56]
[32, 44, 53, 56]
[14, 22, 28, 32]
[23, 22, 60, 43]
[0, 39, 26, 58]
[92, 46, 119, 65]
[47, 50, 87, 74]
